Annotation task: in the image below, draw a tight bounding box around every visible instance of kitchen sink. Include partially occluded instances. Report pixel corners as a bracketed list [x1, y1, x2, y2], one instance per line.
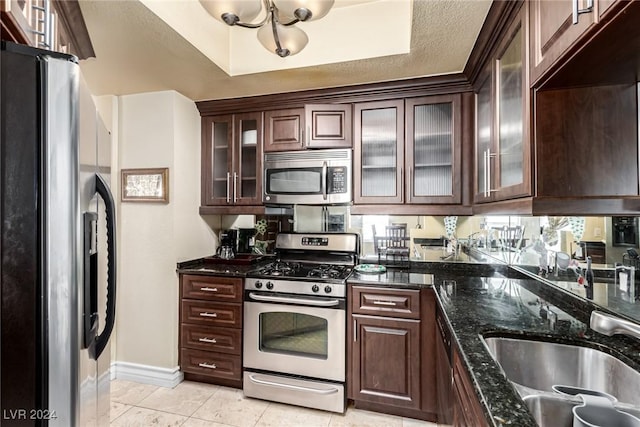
[482, 336, 640, 406]
[523, 394, 640, 427]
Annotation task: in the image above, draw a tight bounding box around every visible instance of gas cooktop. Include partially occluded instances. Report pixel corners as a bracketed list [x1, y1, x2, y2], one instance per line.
[249, 261, 353, 282]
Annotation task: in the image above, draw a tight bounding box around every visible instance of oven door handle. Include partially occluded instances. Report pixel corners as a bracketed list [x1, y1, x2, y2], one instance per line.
[248, 374, 340, 395]
[248, 292, 341, 307]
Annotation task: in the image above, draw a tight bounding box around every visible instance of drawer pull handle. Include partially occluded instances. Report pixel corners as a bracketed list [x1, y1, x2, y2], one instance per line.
[198, 362, 217, 369]
[199, 337, 217, 343]
[201, 287, 218, 292]
[200, 312, 218, 318]
[372, 300, 396, 306]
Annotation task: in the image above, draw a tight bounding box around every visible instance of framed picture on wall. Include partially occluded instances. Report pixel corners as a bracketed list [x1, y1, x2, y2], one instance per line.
[121, 168, 169, 203]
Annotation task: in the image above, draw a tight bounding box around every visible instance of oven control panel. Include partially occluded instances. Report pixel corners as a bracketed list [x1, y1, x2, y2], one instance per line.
[245, 278, 346, 298]
[301, 237, 329, 246]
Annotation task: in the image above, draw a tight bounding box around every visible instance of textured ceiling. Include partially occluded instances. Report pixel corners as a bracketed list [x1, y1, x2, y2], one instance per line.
[78, 0, 492, 102]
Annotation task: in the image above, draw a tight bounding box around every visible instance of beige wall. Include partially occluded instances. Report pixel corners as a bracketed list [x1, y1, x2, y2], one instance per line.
[116, 91, 215, 369]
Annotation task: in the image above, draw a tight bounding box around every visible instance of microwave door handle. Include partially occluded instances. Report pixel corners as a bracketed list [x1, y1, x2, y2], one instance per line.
[322, 161, 328, 200]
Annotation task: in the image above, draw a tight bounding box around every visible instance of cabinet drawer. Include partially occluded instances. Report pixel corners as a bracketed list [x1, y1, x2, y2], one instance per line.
[181, 324, 242, 355]
[351, 286, 420, 319]
[180, 348, 241, 381]
[182, 275, 243, 302]
[182, 300, 242, 328]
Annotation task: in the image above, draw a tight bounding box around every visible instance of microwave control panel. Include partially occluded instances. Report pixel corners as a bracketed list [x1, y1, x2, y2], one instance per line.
[328, 167, 347, 194]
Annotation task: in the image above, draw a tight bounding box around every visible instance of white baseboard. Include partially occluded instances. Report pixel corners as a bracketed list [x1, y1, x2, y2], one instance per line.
[110, 361, 183, 388]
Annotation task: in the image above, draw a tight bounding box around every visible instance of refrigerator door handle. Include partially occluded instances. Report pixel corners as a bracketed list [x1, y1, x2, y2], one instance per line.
[82, 211, 99, 356]
[93, 173, 117, 359]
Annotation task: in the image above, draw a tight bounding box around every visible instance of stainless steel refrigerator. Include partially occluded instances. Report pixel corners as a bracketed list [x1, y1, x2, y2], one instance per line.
[1, 41, 117, 426]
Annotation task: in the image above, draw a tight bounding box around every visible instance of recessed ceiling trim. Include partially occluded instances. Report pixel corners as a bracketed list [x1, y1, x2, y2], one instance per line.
[140, 0, 412, 76]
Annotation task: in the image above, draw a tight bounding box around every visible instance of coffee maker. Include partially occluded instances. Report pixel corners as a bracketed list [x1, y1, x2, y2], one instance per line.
[217, 229, 238, 259]
[237, 228, 256, 254]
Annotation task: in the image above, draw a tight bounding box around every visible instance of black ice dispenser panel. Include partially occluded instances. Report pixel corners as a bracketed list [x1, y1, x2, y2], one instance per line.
[612, 216, 639, 247]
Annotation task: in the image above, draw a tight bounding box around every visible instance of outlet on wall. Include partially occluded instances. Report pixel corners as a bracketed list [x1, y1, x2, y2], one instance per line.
[594, 227, 602, 237]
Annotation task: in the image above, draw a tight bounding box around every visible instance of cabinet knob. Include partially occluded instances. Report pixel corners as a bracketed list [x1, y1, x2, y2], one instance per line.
[201, 287, 218, 292]
[198, 337, 217, 343]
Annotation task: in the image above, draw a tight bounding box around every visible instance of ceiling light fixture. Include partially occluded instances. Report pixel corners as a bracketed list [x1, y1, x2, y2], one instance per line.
[200, 0, 335, 57]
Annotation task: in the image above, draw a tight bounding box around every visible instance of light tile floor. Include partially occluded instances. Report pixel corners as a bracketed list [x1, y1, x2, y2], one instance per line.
[110, 379, 442, 427]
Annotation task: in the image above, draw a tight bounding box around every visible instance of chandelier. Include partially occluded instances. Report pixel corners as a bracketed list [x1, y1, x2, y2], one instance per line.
[199, 0, 335, 57]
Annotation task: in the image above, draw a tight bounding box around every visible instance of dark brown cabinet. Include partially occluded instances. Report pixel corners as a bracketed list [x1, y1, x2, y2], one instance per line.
[529, 0, 597, 85]
[406, 94, 462, 204]
[535, 84, 638, 201]
[351, 315, 421, 409]
[264, 104, 352, 151]
[474, 3, 531, 204]
[201, 113, 263, 210]
[470, 0, 640, 215]
[529, 0, 625, 85]
[354, 95, 465, 209]
[179, 274, 243, 388]
[435, 308, 453, 424]
[264, 108, 305, 152]
[452, 349, 489, 427]
[305, 104, 352, 148]
[1, 0, 94, 59]
[354, 100, 405, 205]
[348, 286, 437, 421]
[434, 304, 487, 427]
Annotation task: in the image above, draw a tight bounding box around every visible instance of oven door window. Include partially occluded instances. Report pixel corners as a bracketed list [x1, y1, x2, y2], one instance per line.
[259, 311, 328, 359]
[266, 168, 322, 194]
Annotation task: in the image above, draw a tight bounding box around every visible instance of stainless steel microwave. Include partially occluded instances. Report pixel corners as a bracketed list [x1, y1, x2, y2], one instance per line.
[263, 148, 352, 205]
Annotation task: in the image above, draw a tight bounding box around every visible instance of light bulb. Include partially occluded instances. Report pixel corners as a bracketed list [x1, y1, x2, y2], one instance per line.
[199, 0, 262, 25]
[273, 0, 334, 22]
[257, 18, 309, 57]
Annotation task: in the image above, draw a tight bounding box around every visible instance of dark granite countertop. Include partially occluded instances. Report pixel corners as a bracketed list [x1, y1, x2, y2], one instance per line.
[178, 256, 640, 426]
[176, 256, 272, 277]
[348, 270, 434, 288]
[432, 272, 640, 427]
[348, 262, 640, 427]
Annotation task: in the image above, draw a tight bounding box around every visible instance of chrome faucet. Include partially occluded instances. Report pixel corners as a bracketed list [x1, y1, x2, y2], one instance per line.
[590, 311, 640, 341]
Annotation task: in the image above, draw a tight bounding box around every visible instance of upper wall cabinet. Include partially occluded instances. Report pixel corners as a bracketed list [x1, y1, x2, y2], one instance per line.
[264, 108, 305, 152]
[354, 94, 465, 209]
[529, 0, 626, 85]
[1, 0, 94, 58]
[406, 95, 462, 205]
[529, 0, 597, 84]
[264, 104, 352, 152]
[201, 113, 263, 209]
[354, 100, 404, 205]
[474, 4, 531, 204]
[1, 0, 37, 46]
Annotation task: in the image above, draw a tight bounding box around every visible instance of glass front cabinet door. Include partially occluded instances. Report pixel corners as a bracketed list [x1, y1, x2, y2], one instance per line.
[475, 5, 530, 203]
[354, 100, 404, 204]
[202, 112, 263, 206]
[406, 94, 462, 204]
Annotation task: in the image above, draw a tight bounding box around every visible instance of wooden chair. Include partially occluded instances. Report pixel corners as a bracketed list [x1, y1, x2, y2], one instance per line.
[380, 224, 409, 266]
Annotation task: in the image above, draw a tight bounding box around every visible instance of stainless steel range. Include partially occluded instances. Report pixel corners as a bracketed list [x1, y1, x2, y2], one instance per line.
[243, 232, 359, 413]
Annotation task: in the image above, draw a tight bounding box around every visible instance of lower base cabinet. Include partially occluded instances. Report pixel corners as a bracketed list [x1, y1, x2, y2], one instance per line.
[452, 349, 488, 427]
[348, 285, 438, 421]
[351, 315, 421, 409]
[436, 308, 454, 424]
[179, 274, 243, 388]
